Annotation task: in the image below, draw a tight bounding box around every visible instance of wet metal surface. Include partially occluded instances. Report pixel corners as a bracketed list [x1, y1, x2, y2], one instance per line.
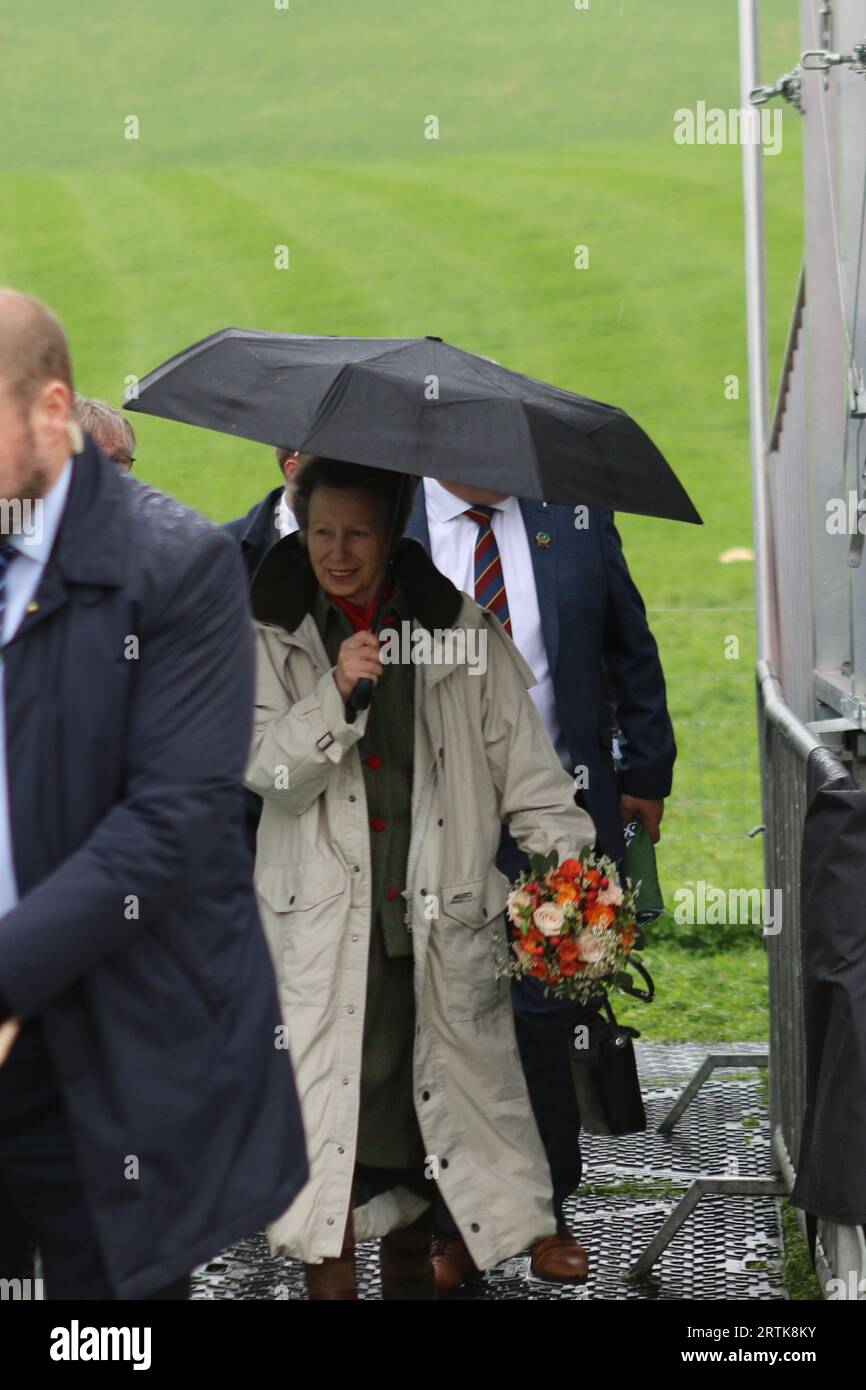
[190, 1040, 785, 1301]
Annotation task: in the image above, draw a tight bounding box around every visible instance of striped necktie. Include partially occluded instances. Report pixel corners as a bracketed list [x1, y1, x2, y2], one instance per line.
[0, 544, 17, 648]
[464, 505, 512, 636]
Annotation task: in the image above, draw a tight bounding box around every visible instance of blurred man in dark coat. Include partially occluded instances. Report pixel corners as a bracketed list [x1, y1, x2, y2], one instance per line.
[224, 447, 306, 580]
[407, 478, 675, 1291]
[0, 288, 307, 1300]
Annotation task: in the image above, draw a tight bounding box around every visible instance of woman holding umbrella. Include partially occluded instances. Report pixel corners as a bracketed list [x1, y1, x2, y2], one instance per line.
[245, 454, 595, 1300]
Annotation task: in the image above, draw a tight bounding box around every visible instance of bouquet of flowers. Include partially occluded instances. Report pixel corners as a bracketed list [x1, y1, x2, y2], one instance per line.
[502, 848, 643, 1004]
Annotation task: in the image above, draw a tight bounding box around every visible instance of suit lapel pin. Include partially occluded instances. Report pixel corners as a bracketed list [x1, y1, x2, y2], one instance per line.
[535, 531, 551, 549]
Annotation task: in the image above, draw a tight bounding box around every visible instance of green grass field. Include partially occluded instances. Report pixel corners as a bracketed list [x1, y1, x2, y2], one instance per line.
[0, 0, 805, 1038]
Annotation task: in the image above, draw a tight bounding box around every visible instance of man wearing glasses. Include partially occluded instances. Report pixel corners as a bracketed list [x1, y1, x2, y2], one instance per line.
[75, 396, 136, 472]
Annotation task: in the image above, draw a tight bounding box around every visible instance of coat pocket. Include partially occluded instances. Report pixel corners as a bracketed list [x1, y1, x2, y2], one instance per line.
[437, 868, 510, 1022]
[257, 859, 347, 1008]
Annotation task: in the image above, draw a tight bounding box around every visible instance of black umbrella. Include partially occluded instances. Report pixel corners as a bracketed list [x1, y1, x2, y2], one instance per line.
[126, 329, 701, 525]
[128, 329, 700, 716]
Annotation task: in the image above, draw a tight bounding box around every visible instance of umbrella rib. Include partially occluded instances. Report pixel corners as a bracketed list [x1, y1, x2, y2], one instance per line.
[514, 399, 546, 501]
[300, 361, 355, 447]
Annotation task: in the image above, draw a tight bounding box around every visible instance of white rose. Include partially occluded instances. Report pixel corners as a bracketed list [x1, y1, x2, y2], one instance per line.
[598, 882, 624, 906]
[506, 889, 533, 925]
[575, 929, 605, 963]
[533, 903, 564, 937]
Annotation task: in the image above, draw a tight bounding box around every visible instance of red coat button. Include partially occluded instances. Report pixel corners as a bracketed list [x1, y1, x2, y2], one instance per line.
[386, 887, 401, 901]
[366, 754, 384, 770]
[370, 816, 387, 832]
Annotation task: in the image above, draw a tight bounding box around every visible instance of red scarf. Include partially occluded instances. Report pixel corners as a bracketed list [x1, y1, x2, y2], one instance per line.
[327, 577, 394, 633]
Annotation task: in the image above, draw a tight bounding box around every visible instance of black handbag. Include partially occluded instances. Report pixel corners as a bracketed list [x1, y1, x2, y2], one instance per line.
[567, 960, 655, 1136]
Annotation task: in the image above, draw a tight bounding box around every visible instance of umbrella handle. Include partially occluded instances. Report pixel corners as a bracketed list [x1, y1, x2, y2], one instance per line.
[343, 473, 413, 726]
[346, 677, 374, 723]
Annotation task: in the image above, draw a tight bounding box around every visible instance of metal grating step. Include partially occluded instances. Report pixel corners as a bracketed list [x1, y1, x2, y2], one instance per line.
[190, 1040, 785, 1301]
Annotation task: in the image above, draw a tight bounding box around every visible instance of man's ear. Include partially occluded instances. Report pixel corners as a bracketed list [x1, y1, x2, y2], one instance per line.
[32, 379, 74, 454]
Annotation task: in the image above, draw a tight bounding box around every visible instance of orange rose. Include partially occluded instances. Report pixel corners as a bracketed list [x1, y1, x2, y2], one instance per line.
[559, 858, 583, 880]
[521, 927, 546, 956]
[585, 903, 615, 928]
[556, 883, 579, 904]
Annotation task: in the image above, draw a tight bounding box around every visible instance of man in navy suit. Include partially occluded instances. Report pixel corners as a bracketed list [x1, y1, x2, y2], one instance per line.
[406, 476, 675, 1291]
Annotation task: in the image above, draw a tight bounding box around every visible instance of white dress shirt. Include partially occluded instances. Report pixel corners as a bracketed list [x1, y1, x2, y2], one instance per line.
[276, 492, 298, 538]
[422, 477, 570, 769]
[0, 459, 73, 919]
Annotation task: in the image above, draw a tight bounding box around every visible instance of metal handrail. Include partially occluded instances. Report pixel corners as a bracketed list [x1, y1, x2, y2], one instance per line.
[740, 0, 773, 667]
[757, 658, 820, 759]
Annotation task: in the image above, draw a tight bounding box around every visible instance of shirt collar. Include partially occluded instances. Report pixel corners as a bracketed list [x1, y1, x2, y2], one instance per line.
[275, 491, 297, 537]
[423, 476, 516, 524]
[8, 458, 73, 567]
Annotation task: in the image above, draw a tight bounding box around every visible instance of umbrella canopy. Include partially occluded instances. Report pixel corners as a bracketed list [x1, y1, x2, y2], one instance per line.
[126, 330, 701, 524]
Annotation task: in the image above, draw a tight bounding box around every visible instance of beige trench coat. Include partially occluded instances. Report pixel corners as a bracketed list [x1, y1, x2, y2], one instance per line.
[245, 592, 595, 1268]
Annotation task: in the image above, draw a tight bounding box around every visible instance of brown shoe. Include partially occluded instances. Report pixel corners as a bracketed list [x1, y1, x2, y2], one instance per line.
[430, 1235, 484, 1297]
[380, 1210, 437, 1300]
[530, 1225, 589, 1283]
[303, 1258, 358, 1300]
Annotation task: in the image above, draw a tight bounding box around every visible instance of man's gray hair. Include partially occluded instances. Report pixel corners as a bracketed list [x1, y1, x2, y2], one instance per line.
[75, 395, 136, 453]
